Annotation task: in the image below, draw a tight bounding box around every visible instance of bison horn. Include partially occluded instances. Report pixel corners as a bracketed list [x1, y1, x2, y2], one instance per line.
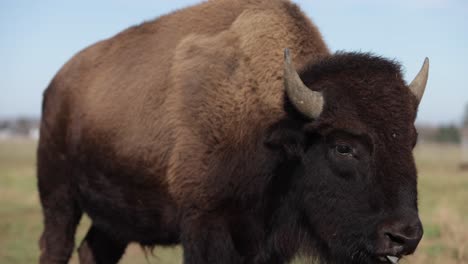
[409, 58, 429, 103]
[283, 48, 323, 119]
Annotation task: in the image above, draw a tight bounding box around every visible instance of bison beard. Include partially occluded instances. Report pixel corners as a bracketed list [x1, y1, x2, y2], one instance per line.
[37, 0, 427, 264]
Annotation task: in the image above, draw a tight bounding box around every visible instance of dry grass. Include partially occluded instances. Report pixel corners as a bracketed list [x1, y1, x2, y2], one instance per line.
[401, 144, 468, 264]
[0, 140, 466, 263]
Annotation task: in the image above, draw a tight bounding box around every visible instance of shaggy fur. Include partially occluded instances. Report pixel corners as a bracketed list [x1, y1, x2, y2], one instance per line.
[37, 0, 423, 263]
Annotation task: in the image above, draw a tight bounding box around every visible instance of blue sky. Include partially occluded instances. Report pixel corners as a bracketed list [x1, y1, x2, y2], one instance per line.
[1, 0, 467, 125]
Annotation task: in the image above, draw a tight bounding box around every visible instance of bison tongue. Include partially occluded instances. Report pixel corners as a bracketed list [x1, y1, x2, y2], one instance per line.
[386, 256, 399, 263]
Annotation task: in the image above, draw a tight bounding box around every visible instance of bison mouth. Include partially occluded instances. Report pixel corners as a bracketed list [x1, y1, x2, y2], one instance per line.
[350, 253, 402, 264]
[326, 246, 404, 264]
[319, 247, 403, 264]
[324, 253, 402, 264]
[346, 254, 402, 264]
[376, 255, 400, 263]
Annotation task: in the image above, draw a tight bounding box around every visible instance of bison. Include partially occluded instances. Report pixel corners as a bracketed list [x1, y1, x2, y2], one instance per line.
[37, 0, 428, 263]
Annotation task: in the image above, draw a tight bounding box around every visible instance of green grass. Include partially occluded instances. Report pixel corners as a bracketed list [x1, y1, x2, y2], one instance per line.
[0, 140, 466, 263]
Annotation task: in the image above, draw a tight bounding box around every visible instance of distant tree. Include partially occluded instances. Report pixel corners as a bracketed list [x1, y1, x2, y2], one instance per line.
[433, 124, 460, 144]
[13, 118, 32, 136]
[464, 103, 468, 127]
[462, 103, 468, 168]
[0, 120, 8, 130]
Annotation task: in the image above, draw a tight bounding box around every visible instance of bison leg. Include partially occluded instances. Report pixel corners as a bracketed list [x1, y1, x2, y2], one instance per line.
[38, 146, 82, 264]
[77, 225, 127, 264]
[181, 212, 243, 264]
[38, 199, 82, 264]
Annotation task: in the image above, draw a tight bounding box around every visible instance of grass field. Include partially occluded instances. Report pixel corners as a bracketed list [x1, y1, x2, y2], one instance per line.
[0, 139, 466, 263]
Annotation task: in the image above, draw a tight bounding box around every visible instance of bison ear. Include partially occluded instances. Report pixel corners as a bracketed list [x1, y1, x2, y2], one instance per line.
[264, 119, 306, 158]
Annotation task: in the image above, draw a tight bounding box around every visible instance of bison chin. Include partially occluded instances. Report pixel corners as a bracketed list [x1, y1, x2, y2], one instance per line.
[318, 236, 383, 264]
[293, 197, 399, 264]
[300, 219, 398, 264]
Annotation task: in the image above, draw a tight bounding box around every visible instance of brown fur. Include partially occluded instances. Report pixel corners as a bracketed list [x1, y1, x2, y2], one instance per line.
[42, 0, 329, 209]
[39, 1, 329, 262]
[37, 1, 423, 263]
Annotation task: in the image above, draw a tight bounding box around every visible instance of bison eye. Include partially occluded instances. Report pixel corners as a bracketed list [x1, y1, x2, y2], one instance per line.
[335, 144, 354, 157]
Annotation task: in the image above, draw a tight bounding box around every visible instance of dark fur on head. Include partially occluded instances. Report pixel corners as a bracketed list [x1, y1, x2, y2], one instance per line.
[264, 52, 421, 264]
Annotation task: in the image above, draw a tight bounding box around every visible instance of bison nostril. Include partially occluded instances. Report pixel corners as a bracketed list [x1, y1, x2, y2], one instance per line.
[385, 232, 406, 245]
[384, 229, 421, 255]
[378, 218, 423, 256]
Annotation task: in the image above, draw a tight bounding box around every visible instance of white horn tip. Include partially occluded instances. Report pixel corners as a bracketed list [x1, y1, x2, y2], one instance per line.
[409, 57, 430, 103]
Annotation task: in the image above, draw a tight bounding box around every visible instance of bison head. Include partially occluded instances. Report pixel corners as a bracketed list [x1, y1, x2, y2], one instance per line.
[265, 49, 428, 264]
